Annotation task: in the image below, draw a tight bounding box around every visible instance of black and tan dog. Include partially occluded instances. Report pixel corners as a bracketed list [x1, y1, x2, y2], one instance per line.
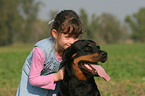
[58, 40, 110, 96]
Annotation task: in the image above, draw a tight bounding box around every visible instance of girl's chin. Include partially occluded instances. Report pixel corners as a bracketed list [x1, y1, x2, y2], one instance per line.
[60, 46, 67, 50]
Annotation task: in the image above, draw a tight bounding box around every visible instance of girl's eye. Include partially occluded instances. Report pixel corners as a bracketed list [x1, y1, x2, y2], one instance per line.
[65, 36, 69, 38]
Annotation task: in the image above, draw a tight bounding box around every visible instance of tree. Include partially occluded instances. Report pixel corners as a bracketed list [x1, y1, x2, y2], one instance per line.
[125, 7, 145, 42]
[88, 13, 100, 41]
[49, 10, 58, 20]
[0, 0, 41, 45]
[0, 0, 23, 45]
[79, 9, 96, 39]
[96, 13, 128, 43]
[79, 9, 128, 43]
[18, 0, 41, 43]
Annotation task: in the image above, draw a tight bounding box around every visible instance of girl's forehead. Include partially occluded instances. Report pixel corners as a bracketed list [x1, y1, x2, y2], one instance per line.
[61, 26, 73, 33]
[61, 26, 81, 37]
[59, 33, 79, 39]
[61, 33, 75, 37]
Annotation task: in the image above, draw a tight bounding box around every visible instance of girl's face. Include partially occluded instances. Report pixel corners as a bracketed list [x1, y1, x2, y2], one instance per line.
[52, 29, 80, 52]
[56, 33, 79, 50]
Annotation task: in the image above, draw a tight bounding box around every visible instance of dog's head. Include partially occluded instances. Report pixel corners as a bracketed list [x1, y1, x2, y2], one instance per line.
[62, 40, 110, 81]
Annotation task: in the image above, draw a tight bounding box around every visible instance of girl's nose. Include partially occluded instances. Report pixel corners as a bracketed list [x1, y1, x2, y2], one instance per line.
[70, 38, 79, 44]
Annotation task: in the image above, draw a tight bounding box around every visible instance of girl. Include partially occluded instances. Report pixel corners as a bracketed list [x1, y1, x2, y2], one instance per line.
[16, 10, 85, 96]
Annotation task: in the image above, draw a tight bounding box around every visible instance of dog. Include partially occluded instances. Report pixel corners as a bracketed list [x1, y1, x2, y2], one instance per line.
[58, 40, 110, 96]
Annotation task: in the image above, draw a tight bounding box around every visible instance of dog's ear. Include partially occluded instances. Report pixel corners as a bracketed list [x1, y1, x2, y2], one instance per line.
[96, 44, 100, 49]
[88, 40, 100, 49]
[62, 44, 76, 60]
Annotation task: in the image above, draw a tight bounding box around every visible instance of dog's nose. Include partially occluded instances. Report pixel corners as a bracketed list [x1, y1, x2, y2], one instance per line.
[100, 51, 107, 57]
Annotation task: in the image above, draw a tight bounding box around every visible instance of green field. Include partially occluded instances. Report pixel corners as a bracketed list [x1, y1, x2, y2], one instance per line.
[0, 44, 145, 96]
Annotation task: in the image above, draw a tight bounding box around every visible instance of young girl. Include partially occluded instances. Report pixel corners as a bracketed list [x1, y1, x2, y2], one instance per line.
[16, 10, 85, 96]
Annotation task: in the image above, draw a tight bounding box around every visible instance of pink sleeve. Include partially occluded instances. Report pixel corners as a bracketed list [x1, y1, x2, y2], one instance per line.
[29, 47, 56, 90]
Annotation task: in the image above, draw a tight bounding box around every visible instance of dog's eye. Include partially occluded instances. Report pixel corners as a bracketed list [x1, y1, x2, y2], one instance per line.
[96, 44, 100, 49]
[84, 45, 92, 51]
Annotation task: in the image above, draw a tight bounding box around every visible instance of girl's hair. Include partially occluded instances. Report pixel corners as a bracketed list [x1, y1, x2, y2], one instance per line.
[51, 10, 85, 37]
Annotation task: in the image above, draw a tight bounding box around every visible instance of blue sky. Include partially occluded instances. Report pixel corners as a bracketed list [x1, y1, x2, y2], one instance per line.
[38, 0, 145, 22]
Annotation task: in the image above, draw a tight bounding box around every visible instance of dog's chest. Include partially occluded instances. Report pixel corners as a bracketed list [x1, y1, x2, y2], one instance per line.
[58, 79, 99, 96]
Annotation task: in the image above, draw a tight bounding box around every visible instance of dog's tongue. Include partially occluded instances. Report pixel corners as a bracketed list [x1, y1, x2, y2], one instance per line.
[91, 64, 110, 81]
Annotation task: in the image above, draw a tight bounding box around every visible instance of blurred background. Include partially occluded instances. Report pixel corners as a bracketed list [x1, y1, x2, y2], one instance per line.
[0, 0, 145, 45]
[0, 0, 145, 96]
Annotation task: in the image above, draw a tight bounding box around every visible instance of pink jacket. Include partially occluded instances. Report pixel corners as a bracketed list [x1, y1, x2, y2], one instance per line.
[29, 47, 62, 90]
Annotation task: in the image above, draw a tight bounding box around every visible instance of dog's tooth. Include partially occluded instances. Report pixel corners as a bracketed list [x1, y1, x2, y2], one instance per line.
[84, 64, 92, 70]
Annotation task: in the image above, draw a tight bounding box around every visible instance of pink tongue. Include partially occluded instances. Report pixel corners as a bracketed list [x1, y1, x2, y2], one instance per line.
[91, 64, 110, 81]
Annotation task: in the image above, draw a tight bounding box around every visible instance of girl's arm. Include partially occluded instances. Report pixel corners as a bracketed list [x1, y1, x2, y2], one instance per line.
[29, 47, 56, 90]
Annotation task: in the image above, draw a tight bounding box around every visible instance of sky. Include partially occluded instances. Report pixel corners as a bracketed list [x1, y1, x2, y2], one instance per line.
[38, 0, 145, 22]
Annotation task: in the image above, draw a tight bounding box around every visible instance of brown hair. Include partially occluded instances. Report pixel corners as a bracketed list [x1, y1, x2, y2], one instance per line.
[51, 10, 85, 37]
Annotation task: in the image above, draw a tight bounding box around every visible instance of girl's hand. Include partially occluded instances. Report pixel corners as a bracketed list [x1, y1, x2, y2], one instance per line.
[54, 67, 64, 82]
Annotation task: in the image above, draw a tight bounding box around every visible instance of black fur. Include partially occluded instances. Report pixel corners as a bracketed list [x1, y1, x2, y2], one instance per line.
[58, 40, 107, 96]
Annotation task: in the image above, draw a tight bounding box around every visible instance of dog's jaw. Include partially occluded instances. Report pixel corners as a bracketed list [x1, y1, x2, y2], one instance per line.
[72, 62, 87, 80]
[72, 51, 109, 80]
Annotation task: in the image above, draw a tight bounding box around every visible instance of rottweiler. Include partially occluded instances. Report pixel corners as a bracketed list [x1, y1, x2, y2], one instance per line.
[58, 40, 110, 96]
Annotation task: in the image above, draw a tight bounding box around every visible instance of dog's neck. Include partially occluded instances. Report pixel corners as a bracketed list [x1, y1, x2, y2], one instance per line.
[58, 58, 100, 96]
[60, 74, 99, 96]
[59, 65, 98, 96]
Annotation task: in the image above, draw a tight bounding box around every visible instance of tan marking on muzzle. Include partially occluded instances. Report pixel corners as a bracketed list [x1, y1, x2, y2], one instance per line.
[73, 53, 100, 80]
[72, 53, 77, 58]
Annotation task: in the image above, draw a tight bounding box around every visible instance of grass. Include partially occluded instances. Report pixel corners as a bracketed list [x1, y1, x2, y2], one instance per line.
[95, 43, 145, 96]
[0, 44, 33, 96]
[0, 43, 145, 96]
